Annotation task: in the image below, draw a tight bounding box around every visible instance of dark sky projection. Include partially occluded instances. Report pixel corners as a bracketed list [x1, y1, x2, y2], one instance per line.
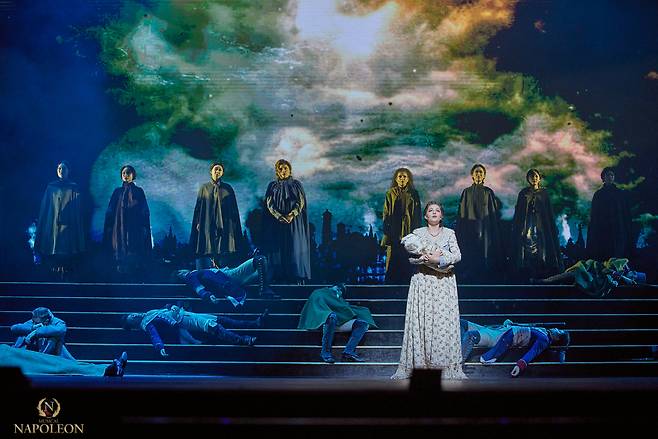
[1, 0, 657, 272]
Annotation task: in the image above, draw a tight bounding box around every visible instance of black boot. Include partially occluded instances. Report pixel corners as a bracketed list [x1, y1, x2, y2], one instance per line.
[255, 256, 280, 299]
[321, 312, 337, 363]
[341, 320, 368, 362]
[215, 324, 257, 346]
[104, 352, 128, 377]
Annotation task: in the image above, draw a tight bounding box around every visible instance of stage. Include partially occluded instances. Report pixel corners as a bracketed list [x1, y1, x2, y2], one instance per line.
[6, 373, 658, 434]
[3, 281, 658, 434]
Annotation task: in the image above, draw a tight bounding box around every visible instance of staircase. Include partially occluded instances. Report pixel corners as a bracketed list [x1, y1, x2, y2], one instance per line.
[1, 282, 658, 378]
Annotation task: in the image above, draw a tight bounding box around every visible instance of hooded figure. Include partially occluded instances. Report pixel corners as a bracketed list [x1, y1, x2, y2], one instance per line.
[102, 165, 152, 273]
[587, 167, 633, 261]
[189, 162, 244, 269]
[511, 169, 563, 279]
[456, 164, 503, 282]
[381, 167, 422, 284]
[34, 161, 85, 275]
[263, 159, 311, 284]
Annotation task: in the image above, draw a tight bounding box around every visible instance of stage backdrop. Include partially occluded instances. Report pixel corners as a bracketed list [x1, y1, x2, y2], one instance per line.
[1, 0, 657, 277]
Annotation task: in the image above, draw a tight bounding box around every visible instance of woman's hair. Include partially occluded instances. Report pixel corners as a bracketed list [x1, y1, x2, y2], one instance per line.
[389, 167, 415, 189]
[275, 159, 292, 179]
[423, 201, 444, 226]
[526, 168, 541, 184]
[121, 165, 137, 179]
[275, 159, 292, 172]
[470, 164, 486, 176]
[600, 167, 615, 181]
[209, 162, 224, 173]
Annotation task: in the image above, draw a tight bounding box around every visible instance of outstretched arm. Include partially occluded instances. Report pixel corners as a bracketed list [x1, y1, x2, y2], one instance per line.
[144, 323, 165, 353]
[511, 329, 551, 377]
[183, 270, 214, 301]
[520, 330, 551, 365]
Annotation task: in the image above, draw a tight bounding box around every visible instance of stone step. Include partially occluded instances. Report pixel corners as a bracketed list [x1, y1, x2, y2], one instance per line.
[1, 282, 655, 299]
[62, 359, 658, 378]
[3, 296, 658, 314]
[3, 311, 658, 330]
[58, 343, 657, 363]
[3, 327, 658, 345]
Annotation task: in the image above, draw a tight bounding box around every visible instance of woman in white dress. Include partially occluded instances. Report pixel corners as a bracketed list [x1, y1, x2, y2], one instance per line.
[392, 201, 467, 380]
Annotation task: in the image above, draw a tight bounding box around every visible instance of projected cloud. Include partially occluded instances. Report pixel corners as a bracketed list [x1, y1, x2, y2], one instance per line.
[90, 0, 614, 243]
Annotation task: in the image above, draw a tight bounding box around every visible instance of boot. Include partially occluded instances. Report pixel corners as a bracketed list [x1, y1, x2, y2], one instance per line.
[104, 352, 128, 377]
[240, 335, 257, 346]
[341, 319, 368, 362]
[215, 324, 256, 346]
[461, 330, 481, 363]
[321, 312, 337, 363]
[255, 256, 280, 299]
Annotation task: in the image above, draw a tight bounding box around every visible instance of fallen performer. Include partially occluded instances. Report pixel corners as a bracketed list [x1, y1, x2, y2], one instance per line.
[0, 344, 127, 377]
[177, 254, 279, 308]
[535, 257, 646, 297]
[298, 284, 377, 363]
[477, 322, 570, 377]
[122, 304, 268, 356]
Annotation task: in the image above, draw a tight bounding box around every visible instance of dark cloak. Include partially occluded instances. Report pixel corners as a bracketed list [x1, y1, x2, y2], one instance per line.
[587, 184, 633, 261]
[263, 177, 311, 281]
[381, 186, 421, 284]
[189, 180, 243, 257]
[511, 187, 563, 276]
[298, 287, 377, 330]
[102, 182, 152, 263]
[456, 184, 503, 278]
[34, 179, 85, 256]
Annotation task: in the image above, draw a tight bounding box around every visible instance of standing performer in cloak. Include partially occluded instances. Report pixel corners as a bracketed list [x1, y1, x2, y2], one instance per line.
[381, 168, 422, 284]
[456, 164, 503, 283]
[102, 165, 152, 277]
[511, 169, 563, 280]
[34, 161, 85, 279]
[189, 162, 244, 270]
[587, 167, 633, 261]
[263, 159, 311, 285]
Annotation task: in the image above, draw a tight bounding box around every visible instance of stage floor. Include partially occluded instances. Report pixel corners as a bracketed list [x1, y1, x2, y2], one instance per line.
[16, 373, 658, 392]
[7, 374, 658, 434]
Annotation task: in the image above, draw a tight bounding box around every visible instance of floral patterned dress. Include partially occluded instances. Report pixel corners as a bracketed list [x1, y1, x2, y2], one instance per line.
[392, 226, 467, 380]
